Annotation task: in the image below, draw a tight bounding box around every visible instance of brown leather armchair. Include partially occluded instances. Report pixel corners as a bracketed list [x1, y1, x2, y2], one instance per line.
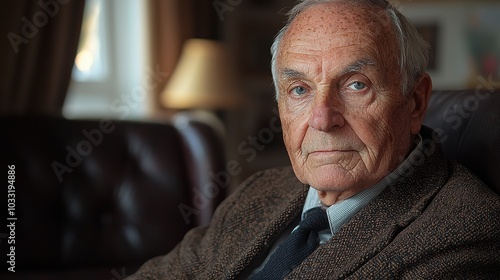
[0, 112, 226, 279]
[423, 89, 500, 194]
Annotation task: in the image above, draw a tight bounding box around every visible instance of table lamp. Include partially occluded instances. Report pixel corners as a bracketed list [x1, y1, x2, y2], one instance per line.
[161, 39, 243, 109]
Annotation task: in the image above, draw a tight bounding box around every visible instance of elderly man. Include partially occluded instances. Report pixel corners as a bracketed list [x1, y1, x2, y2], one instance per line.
[129, 0, 500, 279]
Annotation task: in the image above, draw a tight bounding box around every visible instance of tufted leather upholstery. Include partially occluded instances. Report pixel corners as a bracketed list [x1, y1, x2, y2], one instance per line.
[0, 113, 226, 279]
[423, 89, 500, 194]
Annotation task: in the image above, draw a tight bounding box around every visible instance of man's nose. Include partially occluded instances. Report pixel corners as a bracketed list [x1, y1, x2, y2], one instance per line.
[307, 93, 345, 131]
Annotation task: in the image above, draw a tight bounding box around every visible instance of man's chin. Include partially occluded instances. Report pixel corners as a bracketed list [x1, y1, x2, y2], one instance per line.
[300, 166, 360, 193]
[308, 182, 353, 194]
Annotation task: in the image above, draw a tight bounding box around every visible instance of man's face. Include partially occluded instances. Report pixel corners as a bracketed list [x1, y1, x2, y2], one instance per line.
[277, 3, 421, 203]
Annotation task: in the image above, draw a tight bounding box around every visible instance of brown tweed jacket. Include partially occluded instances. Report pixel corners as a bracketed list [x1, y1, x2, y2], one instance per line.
[129, 131, 500, 279]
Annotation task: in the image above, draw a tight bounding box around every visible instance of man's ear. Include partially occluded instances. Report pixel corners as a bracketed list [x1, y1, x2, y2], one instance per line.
[409, 73, 432, 135]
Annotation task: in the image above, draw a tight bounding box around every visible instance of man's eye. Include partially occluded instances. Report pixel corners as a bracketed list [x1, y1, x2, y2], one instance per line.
[291, 86, 307, 95]
[348, 81, 367, 91]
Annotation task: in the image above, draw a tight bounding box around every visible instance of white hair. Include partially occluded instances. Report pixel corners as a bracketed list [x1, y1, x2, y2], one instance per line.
[270, 0, 429, 98]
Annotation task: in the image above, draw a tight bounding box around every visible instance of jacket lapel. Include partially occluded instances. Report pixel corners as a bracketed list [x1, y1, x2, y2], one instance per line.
[214, 168, 309, 279]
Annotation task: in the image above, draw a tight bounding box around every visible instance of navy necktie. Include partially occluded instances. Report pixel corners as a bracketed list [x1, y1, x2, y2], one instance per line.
[250, 207, 329, 279]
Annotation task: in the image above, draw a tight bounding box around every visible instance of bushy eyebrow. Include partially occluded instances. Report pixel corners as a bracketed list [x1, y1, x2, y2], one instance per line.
[278, 58, 376, 81]
[280, 68, 305, 79]
[341, 59, 376, 75]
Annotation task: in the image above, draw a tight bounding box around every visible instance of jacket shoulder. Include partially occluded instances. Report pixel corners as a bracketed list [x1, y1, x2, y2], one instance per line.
[396, 162, 500, 278]
[440, 162, 499, 211]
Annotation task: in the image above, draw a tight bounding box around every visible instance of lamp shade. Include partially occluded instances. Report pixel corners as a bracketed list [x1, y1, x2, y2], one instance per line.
[161, 39, 243, 109]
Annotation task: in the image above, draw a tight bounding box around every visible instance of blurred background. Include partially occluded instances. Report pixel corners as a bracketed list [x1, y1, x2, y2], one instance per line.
[0, 1, 499, 278]
[1, 0, 499, 190]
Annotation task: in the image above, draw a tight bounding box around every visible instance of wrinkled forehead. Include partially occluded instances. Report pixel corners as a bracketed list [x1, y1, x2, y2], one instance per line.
[286, 2, 394, 37]
[280, 2, 399, 64]
[277, 2, 400, 75]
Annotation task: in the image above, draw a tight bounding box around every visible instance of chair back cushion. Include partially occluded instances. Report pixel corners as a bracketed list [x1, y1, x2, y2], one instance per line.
[423, 89, 500, 194]
[0, 115, 224, 271]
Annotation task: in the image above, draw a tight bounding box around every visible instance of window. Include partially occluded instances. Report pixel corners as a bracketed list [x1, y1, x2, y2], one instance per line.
[73, 0, 108, 82]
[64, 0, 150, 119]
